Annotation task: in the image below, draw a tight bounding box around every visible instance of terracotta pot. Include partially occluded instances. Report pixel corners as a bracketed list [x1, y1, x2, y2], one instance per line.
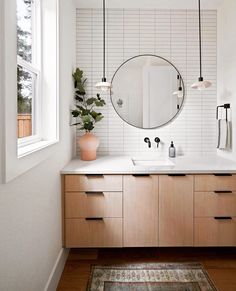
[78, 132, 99, 161]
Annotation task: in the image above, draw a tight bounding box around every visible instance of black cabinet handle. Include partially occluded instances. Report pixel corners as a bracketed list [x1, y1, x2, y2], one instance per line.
[168, 174, 186, 177]
[214, 191, 232, 194]
[85, 174, 104, 178]
[214, 217, 232, 220]
[213, 173, 232, 176]
[85, 191, 104, 195]
[132, 174, 150, 177]
[85, 217, 104, 221]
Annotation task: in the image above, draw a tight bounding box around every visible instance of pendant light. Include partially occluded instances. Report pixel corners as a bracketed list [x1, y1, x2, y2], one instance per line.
[173, 75, 183, 98]
[191, 0, 212, 90]
[95, 0, 111, 92]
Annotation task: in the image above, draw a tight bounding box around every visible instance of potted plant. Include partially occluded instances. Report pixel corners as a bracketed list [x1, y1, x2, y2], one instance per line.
[71, 68, 106, 161]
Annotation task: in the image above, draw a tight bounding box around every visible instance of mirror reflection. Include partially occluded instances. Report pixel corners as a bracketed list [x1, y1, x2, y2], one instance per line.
[111, 55, 184, 129]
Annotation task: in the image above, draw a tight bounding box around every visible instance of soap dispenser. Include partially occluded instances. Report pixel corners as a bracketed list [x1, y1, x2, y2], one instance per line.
[169, 141, 176, 158]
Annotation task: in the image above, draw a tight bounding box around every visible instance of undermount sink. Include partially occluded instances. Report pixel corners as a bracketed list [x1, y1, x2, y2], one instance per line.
[132, 158, 174, 167]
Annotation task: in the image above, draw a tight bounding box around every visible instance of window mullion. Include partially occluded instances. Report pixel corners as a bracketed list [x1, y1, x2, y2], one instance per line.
[17, 56, 39, 75]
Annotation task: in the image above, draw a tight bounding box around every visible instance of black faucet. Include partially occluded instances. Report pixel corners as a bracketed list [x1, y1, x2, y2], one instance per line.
[154, 137, 161, 148]
[144, 137, 151, 148]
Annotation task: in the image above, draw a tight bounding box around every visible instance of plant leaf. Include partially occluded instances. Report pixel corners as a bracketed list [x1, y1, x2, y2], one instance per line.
[95, 115, 103, 122]
[81, 115, 91, 123]
[86, 97, 97, 105]
[75, 96, 84, 102]
[95, 100, 106, 107]
[71, 110, 80, 117]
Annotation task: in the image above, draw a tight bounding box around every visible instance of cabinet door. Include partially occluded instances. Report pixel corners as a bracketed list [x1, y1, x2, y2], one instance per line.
[159, 175, 194, 246]
[123, 175, 159, 247]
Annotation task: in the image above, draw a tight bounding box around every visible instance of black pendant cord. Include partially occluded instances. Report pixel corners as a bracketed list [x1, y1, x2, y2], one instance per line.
[198, 0, 203, 81]
[102, 0, 106, 82]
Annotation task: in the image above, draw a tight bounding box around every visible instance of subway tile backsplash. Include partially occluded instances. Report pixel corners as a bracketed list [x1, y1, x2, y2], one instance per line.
[76, 9, 217, 157]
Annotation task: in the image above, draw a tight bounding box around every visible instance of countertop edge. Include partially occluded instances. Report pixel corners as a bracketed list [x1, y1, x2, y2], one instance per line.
[60, 155, 236, 175]
[60, 170, 236, 174]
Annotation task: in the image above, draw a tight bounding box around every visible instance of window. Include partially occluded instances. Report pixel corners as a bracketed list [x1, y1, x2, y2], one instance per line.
[1, 0, 59, 181]
[17, 0, 41, 144]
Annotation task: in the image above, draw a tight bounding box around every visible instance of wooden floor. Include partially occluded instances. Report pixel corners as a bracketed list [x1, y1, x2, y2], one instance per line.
[57, 248, 236, 291]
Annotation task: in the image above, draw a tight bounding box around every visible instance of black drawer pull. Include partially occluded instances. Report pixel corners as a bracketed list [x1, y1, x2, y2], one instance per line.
[213, 173, 232, 176]
[214, 191, 232, 194]
[85, 217, 104, 221]
[168, 174, 186, 177]
[132, 174, 150, 177]
[85, 174, 104, 178]
[85, 191, 104, 195]
[214, 217, 232, 220]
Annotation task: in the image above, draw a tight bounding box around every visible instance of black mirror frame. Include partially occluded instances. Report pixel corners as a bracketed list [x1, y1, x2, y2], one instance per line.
[110, 54, 185, 130]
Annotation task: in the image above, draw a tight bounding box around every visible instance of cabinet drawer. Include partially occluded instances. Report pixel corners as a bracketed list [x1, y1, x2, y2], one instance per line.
[195, 175, 236, 192]
[65, 218, 122, 247]
[65, 175, 122, 192]
[195, 192, 236, 217]
[65, 192, 122, 218]
[194, 217, 236, 246]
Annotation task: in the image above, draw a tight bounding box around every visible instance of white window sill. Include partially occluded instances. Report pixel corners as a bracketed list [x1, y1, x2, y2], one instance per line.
[18, 139, 58, 158]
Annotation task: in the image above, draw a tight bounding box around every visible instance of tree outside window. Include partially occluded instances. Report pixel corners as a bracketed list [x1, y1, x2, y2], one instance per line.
[17, 0, 40, 139]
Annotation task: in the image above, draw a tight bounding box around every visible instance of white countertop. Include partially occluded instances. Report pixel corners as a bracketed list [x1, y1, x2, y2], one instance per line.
[61, 155, 236, 174]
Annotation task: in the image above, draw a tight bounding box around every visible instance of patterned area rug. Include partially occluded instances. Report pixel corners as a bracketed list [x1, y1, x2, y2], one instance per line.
[87, 263, 217, 291]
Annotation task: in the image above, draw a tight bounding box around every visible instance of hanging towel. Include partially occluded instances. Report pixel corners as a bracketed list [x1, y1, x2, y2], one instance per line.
[217, 119, 231, 149]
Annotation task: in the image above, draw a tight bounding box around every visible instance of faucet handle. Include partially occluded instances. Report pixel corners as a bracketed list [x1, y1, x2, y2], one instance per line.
[144, 137, 151, 148]
[154, 137, 161, 148]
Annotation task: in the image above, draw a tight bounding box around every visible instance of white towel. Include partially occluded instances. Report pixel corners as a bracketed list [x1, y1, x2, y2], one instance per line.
[217, 119, 231, 149]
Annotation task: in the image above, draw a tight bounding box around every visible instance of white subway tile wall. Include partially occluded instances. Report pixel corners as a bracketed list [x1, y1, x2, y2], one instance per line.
[76, 9, 217, 157]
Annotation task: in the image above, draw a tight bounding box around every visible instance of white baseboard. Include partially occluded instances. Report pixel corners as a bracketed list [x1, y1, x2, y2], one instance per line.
[44, 248, 70, 291]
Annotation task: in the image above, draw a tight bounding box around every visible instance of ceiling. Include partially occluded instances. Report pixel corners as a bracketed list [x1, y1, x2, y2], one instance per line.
[74, 0, 224, 9]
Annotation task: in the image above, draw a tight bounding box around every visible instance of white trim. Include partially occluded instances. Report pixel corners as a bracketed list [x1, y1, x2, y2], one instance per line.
[31, 0, 42, 69]
[17, 61, 42, 146]
[18, 133, 41, 148]
[56, 0, 60, 143]
[43, 248, 69, 291]
[17, 0, 42, 147]
[0, 0, 6, 183]
[18, 139, 58, 158]
[2, 0, 60, 182]
[17, 0, 42, 151]
[17, 56, 40, 75]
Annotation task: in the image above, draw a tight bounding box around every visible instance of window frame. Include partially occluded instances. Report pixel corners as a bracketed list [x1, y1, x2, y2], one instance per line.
[17, 0, 42, 148]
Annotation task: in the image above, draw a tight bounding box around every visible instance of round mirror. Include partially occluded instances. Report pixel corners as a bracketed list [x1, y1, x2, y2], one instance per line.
[110, 54, 185, 129]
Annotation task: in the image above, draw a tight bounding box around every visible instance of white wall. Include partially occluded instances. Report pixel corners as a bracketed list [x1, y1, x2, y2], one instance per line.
[0, 1, 76, 291]
[217, 0, 236, 161]
[75, 0, 224, 9]
[76, 9, 217, 157]
[0, 0, 5, 183]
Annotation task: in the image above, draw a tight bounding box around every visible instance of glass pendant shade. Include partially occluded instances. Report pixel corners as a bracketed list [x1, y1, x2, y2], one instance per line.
[95, 78, 111, 92]
[173, 87, 184, 98]
[191, 77, 212, 90]
[173, 75, 183, 97]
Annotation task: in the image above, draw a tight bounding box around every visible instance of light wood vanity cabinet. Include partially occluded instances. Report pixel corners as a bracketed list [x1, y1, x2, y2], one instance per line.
[123, 175, 159, 247]
[64, 174, 123, 247]
[65, 174, 122, 192]
[159, 175, 194, 246]
[62, 173, 236, 248]
[194, 174, 236, 247]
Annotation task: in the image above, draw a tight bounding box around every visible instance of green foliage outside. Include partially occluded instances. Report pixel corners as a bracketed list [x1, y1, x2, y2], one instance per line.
[71, 68, 106, 132]
[17, 0, 32, 114]
[17, 67, 32, 114]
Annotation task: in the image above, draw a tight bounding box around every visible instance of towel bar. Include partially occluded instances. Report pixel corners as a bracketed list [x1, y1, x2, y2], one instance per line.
[216, 103, 230, 121]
